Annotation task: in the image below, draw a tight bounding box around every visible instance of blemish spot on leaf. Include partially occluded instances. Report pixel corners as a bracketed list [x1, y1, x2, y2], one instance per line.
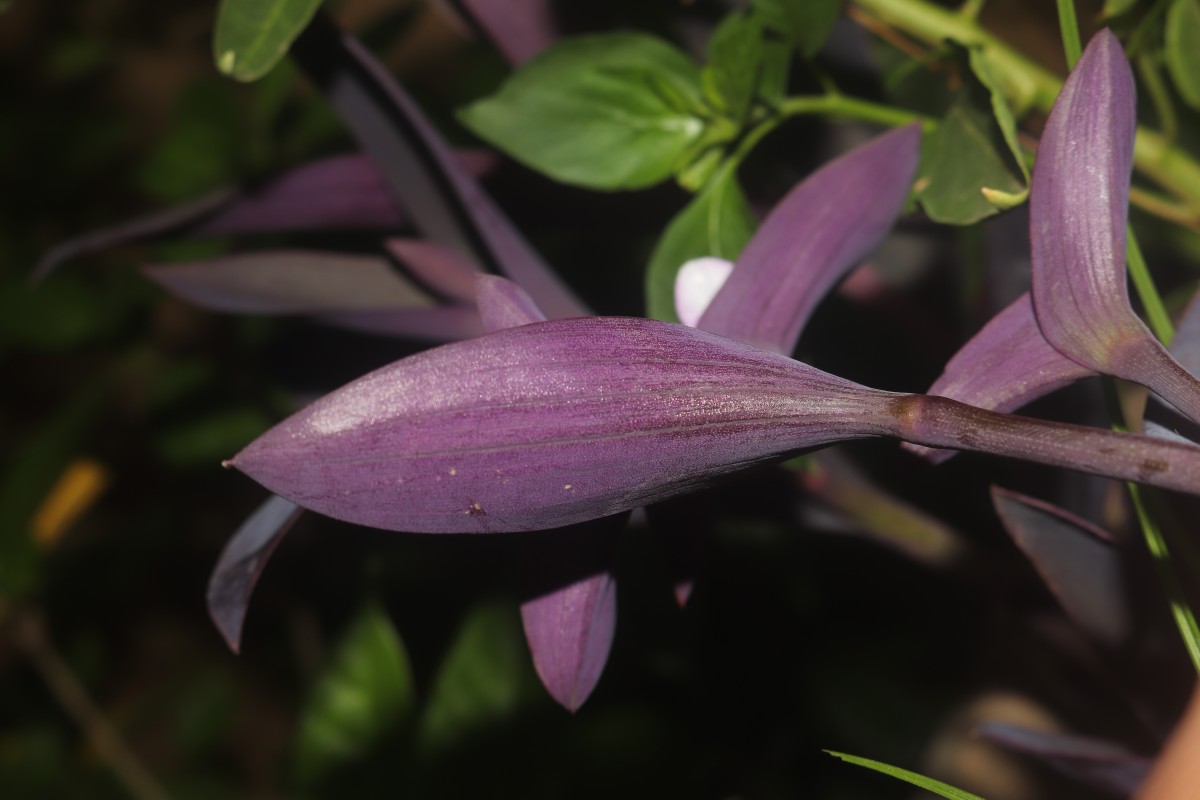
[466, 502, 485, 516]
[217, 50, 237, 75]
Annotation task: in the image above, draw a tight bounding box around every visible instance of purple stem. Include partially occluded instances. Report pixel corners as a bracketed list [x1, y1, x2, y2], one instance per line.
[893, 394, 1200, 494]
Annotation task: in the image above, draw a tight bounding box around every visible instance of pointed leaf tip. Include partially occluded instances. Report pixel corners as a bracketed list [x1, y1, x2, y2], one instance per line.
[475, 275, 547, 332]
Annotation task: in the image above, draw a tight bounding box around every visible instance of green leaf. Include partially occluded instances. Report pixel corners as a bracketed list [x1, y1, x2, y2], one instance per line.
[825, 751, 988, 800]
[645, 164, 756, 322]
[916, 44, 1027, 224]
[213, 0, 323, 82]
[703, 12, 768, 124]
[1167, 0, 1200, 110]
[755, 0, 842, 58]
[459, 33, 708, 191]
[1101, 0, 1142, 20]
[418, 601, 537, 751]
[294, 602, 416, 784]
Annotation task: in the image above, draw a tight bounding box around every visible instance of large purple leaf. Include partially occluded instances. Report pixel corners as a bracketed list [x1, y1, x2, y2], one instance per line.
[906, 293, 1095, 462]
[385, 238, 480, 304]
[448, 0, 559, 65]
[207, 494, 304, 653]
[289, 12, 588, 319]
[228, 317, 902, 533]
[1030, 30, 1200, 422]
[977, 722, 1151, 797]
[697, 124, 921, 354]
[991, 487, 1133, 647]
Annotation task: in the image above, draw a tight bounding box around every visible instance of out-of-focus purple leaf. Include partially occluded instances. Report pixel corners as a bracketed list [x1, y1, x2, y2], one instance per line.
[193, 153, 406, 236]
[905, 293, 1095, 462]
[289, 12, 588, 318]
[385, 238, 480, 304]
[1030, 30, 1200, 422]
[519, 517, 621, 712]
[991, 487, 1133, 648]
[315, 307, 484, 341]
[228, 317, 902, 533]
[697, 124, 920, 354]
[674, 257, 732, 327]
[796, 450, 965, 568]
[207, 494, 303, 653]
[476, 275, 547, 331]
[144, 250, 435, 315]
[33, 187, 238, 283]
[448, 0, 559, 65]
[976, 722, 1151, 797]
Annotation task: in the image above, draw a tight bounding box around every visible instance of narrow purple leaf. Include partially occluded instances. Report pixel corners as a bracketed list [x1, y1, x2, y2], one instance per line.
[976, 722, 1151, 797]
[519, 518, 621, 712]
[674, 257, 732, 328]
[290, 13, 588, 318]
[991, 487, 1133, 647]
[697, 124, 921, 354]
[449, 0, 559, 65]
[143, 251, 435, 315]
[33, 187, 237, 283]
[228, 317, 902, 533]
[193, 153, 406, 236]
[207, 494, 303, 653]
[1030, 30, 1200, 422]
[476, 275, 547, 332]
[1170, 288, 1200, 378]
[385, 238, 480, 304]
[905, 293, 1095, 463]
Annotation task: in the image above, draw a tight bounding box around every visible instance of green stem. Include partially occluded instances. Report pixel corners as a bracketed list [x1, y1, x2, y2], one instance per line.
[778, 94, 935, 131]
[1127, 228, 1176, 345]
[1055, 0, 1083, 69]
[853, 0, 1200, 210]
[1130, 482, 1200, 674]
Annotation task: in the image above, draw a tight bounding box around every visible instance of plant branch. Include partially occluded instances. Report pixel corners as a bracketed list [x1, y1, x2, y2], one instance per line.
[10, 608, 171, 800]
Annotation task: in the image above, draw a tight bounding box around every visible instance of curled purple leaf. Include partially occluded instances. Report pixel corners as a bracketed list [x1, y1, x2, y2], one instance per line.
[228, 317, 901, 534]
[976, 722, 1151, 797]
[207, 494, 303, 653]
[1030, 30, 1200, 421]
[697, 124, 921, 354]
[991, 487, 1133, 647]
[475, 275, 547, 331]
[906, 293, 1095, 462]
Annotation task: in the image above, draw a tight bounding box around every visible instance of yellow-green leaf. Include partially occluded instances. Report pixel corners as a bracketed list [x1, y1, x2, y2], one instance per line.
[214, 0, 323, 82]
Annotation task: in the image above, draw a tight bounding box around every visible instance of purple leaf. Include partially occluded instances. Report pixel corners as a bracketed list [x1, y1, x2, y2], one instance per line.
[448, 0, 559, 65]
[227, 317, 902, 533]
[1030, 30, 1200, 422]
[192, 153, 407, 237]
[519, 518, 621, 712]
[143, 251, 436, 315]
[385, 238, 480, 304]
[905, 293, 1095, 463]
[991, 487, 1133, 647]
[475, 275, 547, 331]
[697, 124, 921, 354]
[290, 13, 588, 319]
[207, 494, 303, 653]
[976, 722, 1151, 797]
